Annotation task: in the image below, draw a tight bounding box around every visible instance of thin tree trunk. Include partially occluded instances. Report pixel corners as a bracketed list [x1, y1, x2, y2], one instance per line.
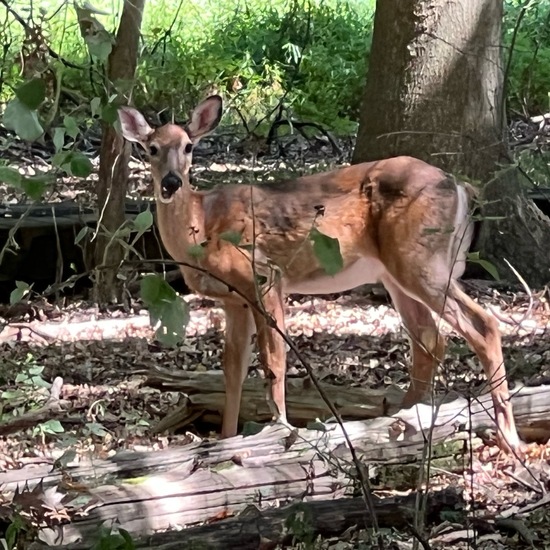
[353, 0, 550, 286]
[93, 0, 145, 304]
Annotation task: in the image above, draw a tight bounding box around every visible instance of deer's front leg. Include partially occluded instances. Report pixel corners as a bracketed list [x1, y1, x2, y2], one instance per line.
[252, 287, 288, 426]
[221, 301, 256, 438]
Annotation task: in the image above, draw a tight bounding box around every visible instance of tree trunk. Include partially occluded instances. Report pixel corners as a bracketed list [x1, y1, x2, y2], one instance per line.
[353, 0, 550, 286]
[93, 0, 145, 304]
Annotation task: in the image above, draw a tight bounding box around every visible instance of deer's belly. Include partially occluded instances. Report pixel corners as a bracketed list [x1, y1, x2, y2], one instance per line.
[284, 257, 384, 295]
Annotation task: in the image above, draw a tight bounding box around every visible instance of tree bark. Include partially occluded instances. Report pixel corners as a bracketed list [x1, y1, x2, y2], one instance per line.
[352, 0, 550, 286]
[93, 0, 145, 304]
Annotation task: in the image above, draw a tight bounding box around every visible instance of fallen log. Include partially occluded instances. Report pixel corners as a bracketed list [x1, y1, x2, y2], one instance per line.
[51, 488, 464, 550]
[142, 365, 405, 431]
[142, 367, 550, 444]
[2, 384, 548, 547]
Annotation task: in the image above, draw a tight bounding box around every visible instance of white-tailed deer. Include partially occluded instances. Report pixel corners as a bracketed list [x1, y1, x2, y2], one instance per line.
[118, 95, 521, 452]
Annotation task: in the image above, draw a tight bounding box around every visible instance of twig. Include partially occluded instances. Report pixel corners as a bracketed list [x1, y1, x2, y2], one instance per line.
[501, 0, 530, 128]
[503, 258, 534, 327]
[149, 0, 185, 59]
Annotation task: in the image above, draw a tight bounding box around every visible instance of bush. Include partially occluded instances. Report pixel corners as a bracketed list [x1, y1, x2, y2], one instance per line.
[1, 0, 550, 133]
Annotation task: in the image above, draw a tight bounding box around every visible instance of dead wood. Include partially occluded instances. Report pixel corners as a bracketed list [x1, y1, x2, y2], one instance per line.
[143, 365, 405, 431]
[143, 367, 550, 443]
[2, 383, 548, 546]
[50, 488, 463, 550]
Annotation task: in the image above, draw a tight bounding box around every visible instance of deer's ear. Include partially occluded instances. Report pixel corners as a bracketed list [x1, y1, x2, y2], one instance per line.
[186, 95, 223, 142]
[118, 106, 154, 144]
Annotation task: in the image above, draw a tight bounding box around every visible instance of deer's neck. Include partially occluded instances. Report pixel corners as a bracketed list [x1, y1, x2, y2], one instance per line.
[155, 184, 206, 262]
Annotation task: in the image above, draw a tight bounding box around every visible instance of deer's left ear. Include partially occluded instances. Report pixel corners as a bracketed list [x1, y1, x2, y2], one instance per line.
[118, 106, 154, 145]
[186, 95, 223, 142]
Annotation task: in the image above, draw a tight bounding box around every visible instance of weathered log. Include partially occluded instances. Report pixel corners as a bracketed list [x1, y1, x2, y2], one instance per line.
[51, 488, 464, 550]
[142, 365, 405, 432]
[2, 384, 548, 547]
[143, 367, 550, 443]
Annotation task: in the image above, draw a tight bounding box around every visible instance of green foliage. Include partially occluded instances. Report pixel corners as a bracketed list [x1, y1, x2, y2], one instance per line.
[140, 274, 189, 347]
[504, 0, 550, 112]
[3, 98, 44, 141]
[91, 525, 136, 550]
[4, 515, 27, 550]
[219, 230, 243, 246]
[53, 151, 93, 177]
[0, 166, 50, 201]
[0, 0, 550, 136]
[467, 251, 500, 281]
[9, 280, 32, 305]
[33, 419, 65, 438]
[309, 228, 344, 276]
[0, 0, 374, 134]
[0, 357, 52, 424]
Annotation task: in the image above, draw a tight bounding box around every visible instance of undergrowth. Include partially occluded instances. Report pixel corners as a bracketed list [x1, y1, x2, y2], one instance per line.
[0, 0, 549, 133]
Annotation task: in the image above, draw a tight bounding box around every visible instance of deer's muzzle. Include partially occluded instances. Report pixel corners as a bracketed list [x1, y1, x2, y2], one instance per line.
[161, 172, 182, 199]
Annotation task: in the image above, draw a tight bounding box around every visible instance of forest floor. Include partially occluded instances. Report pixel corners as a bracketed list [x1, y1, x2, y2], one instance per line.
[1, 123, 550, 548]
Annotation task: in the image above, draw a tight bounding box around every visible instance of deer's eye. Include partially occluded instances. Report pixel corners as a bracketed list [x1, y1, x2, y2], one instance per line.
[149, 144, 159, 156]
[184, 143, 193, 154]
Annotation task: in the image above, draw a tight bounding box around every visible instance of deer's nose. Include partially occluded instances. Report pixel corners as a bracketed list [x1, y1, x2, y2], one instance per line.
[161, 172, 182, 198]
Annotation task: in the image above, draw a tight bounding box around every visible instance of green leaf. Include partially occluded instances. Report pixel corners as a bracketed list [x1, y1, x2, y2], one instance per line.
[21, 175, 50, 200]
[39, 419, 65, 434]
[30, 375, 52, 389]
[3, 98, 44, 141]
[133, 209, 153, 233]
[53, 449, 77, 469]
[63, 115, 80, 139]
[54, 151, 92, 177]
[101, 102, 118, 124]
[220, 230, 243, 246]
[10, 280, 31, 305]
[468, 253, 500, 281]
[118, 528, 136, 549]
[140, 275, 189, 347]
[90, 96, 102, 118]
[53, 127, 65, 152]
[310, 228, 343, 276]
[28, 365, 44, 376]
[15, 78, 46, 109]
[85, 422, 108, 437]
[75, 226, 90, 245]
[53, 151, 71, 169]
[84, 30, 113, 61]
[187, 244, 206, 259]
[0, 166, 22, 187]
[70, 153, 93, 177]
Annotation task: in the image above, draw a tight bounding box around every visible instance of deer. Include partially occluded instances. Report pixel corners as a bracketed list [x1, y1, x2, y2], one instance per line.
[118, 95, 521, 453]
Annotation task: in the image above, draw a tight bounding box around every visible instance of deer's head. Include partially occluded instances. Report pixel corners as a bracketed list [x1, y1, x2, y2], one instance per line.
[118, 95, 223, 204]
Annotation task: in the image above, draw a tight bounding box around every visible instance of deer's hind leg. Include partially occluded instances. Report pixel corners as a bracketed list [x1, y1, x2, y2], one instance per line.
[382, 277, 446, 408]
[384, 265, 520, 453]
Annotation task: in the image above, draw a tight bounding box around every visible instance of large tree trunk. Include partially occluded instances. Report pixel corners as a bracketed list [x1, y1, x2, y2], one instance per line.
[93, 0, 145, 304]
[353, 0, 550, 286]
